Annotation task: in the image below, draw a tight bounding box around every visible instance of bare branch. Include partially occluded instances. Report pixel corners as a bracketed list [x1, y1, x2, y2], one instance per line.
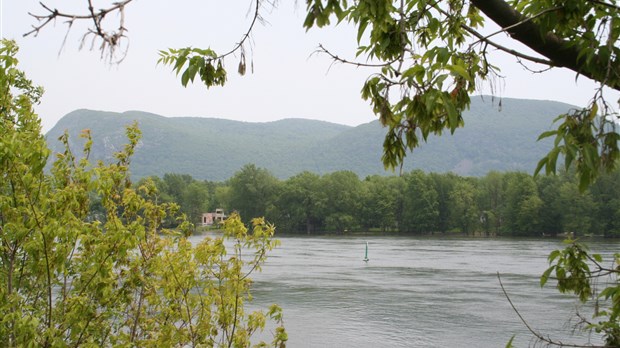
[474, 6, 564, 46]
[24, 1, 133, 63]
[424, 5, 557, 67]
[463, 23, 556, 66]
[315, 44, 398, 68]
[215, 0, 264, 61]
[497, 272, 607, 348]
[585, 0, 620, 11]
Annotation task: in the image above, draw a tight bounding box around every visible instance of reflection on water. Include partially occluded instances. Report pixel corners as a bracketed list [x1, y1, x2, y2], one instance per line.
[191, 234, 615, 347]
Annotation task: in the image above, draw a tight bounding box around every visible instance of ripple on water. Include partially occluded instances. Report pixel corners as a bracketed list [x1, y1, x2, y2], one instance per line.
[197, 235, 610, 348]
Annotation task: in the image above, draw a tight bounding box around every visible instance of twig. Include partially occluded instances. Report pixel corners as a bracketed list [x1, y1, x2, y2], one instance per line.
[315, 44, 399, 68]
[25, 1, 133, 63]
[497, 272, 606, 348]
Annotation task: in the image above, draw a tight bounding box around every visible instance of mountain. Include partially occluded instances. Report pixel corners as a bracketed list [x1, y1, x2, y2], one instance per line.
[45, 97, 575, 181]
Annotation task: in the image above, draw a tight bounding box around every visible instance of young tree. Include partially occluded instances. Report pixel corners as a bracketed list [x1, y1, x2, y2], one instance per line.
[0, 40, 286, 347]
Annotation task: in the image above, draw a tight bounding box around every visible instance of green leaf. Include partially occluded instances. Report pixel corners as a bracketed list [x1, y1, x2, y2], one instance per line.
[534, 156, 548, 177]
[548, 250, 561, 262]
[541, 266, 554, 287]
[537, 130, 557, 141]
[546, 147, 560, 174]
[440, 93, 459, 132]
[181, 68, 190, 87]
[357, 20, 369, 43]
[505, 335, 516, 348]
[174, 55, 188, 75]
[588, 103, 598, 120]
[446, 64, 473, 83]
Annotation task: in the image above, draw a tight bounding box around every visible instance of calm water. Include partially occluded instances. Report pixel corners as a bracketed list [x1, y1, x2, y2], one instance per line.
[192, 234, 618, 347]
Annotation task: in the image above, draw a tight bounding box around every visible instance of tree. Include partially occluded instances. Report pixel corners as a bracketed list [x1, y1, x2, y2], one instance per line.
[321, 171, 364, 232]
[361, 175, 404, 232]
[20, 1, 620, 344]
[535, 174, 564, 237]
[448, 178, 479, 235]
[502, 172, 543, 236]
[0, 40, 286, 347]
[429, 172, 456, 234]
[400, 170, 439, 233]
[183, 181, 210, 225]
[558, 180, 596, 235]
[23, 1, 619, 187]
[478, 171, 505, 236]
[229, 164, 279, 223]
[589, 169, 620, 237]
[273, 171, 326, 233]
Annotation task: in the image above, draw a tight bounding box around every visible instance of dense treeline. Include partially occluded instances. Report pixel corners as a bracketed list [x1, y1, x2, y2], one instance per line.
[135, 164, 620, 237]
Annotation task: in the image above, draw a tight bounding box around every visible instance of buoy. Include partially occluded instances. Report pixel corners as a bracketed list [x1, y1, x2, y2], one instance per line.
[363, 241, 369, 262]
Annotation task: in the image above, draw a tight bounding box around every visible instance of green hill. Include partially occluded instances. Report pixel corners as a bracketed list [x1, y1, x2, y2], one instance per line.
[45, 97, 575, 180]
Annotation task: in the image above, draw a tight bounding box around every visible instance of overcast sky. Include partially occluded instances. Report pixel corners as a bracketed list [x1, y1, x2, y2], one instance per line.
[1, 1, 615, 132]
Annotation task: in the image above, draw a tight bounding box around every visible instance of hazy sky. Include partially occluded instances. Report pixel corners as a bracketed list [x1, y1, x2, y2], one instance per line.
[1, 1, 616, 132]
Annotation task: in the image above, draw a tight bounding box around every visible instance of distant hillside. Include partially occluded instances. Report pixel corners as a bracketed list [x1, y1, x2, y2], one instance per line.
[45, 97, 575, 180]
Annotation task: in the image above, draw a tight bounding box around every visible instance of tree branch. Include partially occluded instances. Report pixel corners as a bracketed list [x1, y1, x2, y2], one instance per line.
[25, 1, 133, 62]
[497, 272, 607, 348]
[462, 23, 555, 66]
[471, 0, 620, 91]
[315, 44, 397, 68]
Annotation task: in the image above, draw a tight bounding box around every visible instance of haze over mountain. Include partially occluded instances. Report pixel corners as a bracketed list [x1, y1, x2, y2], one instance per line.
[45, 97, 575, 181]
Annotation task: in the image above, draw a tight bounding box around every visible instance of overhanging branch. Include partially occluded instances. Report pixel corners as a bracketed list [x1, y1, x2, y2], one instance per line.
[471, 0, 620, 91]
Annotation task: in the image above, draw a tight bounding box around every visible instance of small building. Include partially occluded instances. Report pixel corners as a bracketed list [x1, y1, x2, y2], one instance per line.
[202, 208, 226, 226]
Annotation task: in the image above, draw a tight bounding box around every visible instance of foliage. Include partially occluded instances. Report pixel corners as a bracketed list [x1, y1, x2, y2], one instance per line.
[448, 179, 479, 235]
[304, 0, 620, 189]
[271, 171, 326, 234]
[360, 175, 403, 232]
[158, 47, 228, 88]
[541, 241, 620, 346]
[401, 170, 439, 233]
[145, 163, 619, 237]
[125, 0, 620, 188]
[502, 172, 543, 235]
[0, 40, 286, 347]
[137, 173, 210, 226]
[21, 1, 620, 345]
[229, 164, 280, 224]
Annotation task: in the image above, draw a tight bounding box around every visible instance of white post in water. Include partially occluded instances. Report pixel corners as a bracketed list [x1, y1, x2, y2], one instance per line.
[363, 241, 369, 262]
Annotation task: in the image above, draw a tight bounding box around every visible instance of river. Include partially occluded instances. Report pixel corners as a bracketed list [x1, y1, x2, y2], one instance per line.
[192, 234, 617, 347]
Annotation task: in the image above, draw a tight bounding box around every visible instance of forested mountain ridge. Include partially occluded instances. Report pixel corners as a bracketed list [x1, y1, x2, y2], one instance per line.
[45, 97, 574, 180]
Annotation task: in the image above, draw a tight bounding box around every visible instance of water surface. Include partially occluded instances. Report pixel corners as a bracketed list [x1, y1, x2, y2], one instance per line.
[194, 234, 616, 347]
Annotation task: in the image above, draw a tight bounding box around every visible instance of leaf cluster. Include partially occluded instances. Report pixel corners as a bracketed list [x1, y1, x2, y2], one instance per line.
[302, 1, 490, 169]
[0, 40, 285, 347]
[541, 241, 620, 346]
[158, 47, 228, 88]
[536, 107, 620, 191]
